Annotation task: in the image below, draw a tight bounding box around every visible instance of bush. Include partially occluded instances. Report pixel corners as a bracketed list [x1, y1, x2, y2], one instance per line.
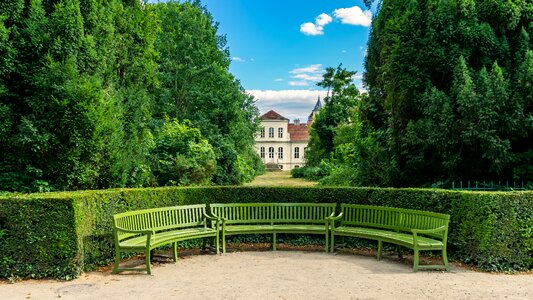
[290, 167, 306, 178]
[0, 187, 531, 280]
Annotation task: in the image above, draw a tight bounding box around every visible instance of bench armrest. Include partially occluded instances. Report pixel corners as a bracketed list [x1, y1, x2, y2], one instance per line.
[328, 212, 344, 222]
[203, 212, 220, 222]
[411, 226, 447, 235]
[114, 226, 154, 248]
[203, 212, 221, 230]
[114, 226, 154, 236]
[327, 212, 344, 230]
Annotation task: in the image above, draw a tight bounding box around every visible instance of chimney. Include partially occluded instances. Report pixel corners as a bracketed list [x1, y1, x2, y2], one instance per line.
[294, 118, 300, 125]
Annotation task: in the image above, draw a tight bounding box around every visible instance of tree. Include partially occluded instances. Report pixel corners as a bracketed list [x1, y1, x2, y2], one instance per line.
[152, 119, 216, 186]
[306, 65, 359, 167]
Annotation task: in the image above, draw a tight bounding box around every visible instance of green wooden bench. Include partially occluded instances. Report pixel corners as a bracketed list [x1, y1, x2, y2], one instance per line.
[329, 204, 450, 271]
[112, 204, 219, 274]
[210, 203, 336, 253]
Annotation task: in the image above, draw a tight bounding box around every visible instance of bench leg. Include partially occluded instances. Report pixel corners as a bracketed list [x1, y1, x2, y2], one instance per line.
[112, 250, 121, 274]
[325, 232, 329, 253]
[413, 248, 420, 272]
[145, 249, 152, 275]
[377, 240, 383, 260]
[272, 233, 277, 251]
[173, 242, 178, 262]
[222, 231, 226, 254]
[442, 246, 449, 271]
[215, 234, 220, 255]
[330, 233, 335, 252]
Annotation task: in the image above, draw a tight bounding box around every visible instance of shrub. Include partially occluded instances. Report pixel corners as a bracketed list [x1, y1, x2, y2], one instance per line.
[0, 187, 531, 280]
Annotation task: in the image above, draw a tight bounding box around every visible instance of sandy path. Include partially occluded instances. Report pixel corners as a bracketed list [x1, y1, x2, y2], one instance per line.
[1, 251, 531, 300]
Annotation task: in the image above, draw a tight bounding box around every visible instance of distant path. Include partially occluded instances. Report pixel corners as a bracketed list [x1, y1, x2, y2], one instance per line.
[245, 171, 317, 187]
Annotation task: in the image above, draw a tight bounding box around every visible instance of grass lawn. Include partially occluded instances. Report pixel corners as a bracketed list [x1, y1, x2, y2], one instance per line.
[245, 171, 317, 187]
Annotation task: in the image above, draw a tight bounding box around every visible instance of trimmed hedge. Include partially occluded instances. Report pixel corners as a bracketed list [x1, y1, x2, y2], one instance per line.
[0, 187, 531, 280]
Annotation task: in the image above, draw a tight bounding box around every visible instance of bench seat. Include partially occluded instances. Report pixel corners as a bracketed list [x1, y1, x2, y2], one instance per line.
[330, 204, 450, 271]
[119, 227, 218, 249]
[334, 226, 444, 249]
[224, 224, 327, 234]
[112, 204, 219, 274]
[211, 203, 336, 252]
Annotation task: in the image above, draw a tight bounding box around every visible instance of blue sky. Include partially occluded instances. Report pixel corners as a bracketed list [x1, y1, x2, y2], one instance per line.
[149, 0, 372, 121]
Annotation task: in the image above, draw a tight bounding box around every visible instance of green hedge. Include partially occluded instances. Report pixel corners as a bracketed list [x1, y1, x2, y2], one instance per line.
[0, 187, 531, 280]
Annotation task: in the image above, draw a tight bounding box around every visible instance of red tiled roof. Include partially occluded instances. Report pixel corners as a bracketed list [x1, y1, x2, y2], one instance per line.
[260, 110, 289, 120]
[288, 124, 310, 142]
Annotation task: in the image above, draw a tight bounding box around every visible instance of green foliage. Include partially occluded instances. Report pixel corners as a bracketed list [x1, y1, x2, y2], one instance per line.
[1, 187, 531, 279]
[350, 0, 533, 186]
[152, 119, 216, 186]
[152, 1, 261, 185]
[0, 0, 261, 192]
[305, 65, 360, 167]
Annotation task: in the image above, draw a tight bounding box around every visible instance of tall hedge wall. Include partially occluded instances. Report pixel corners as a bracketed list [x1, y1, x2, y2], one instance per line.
[0, 187, 531, 280]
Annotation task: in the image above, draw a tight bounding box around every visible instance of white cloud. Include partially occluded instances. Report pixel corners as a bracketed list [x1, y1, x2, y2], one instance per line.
[287, 64, 324, 87]
[232, 56, 245, 62]
[300, 22, 324, 36]
[333, 6, 372, 27]
[293, 73, 323, 81]
[316, 13, 333, 26]
[300, 13, 332, 36]
[288, 81, 309, 86]
[248, 90, 329, 122]
[274, 78, 284, 82]
[300, 6, 372, 36]
[290, 64, 323, 74]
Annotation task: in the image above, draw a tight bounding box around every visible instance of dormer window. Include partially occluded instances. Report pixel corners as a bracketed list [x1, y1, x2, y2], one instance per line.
[278, 128, 283, 138]
[269, 127, 274, 138]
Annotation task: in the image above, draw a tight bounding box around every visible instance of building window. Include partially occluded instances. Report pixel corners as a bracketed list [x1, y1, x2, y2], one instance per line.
[294, 147, 300, 159]
[269, 127, 274, 138]
[260, 147, 265, 158]
[303, 147, 307, 158]
[279, 165, 284, 170]
[268, 147, 274, 158]
[278, 147, 283, 159]
[260, 127, 265, 138]
[278, 128, 283, 138]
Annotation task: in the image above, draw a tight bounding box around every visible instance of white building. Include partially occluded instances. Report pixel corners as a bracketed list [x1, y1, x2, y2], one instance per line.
[255, 97, 321, 170]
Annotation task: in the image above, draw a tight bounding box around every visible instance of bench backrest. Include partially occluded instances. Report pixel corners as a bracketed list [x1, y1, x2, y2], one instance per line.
[113, 204, 207, 240]
[339, 204, 450, 239]
[210, 203, 336, 225]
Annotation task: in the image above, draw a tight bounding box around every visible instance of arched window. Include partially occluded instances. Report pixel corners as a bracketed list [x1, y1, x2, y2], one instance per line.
[278, 128, 283, 138]
[278, 147, 283, 159]
[268, 147, 274, 158]
[268, 127, 274, 138]
[294, 147, 300, 158]
[260, 127, 265, 138]
[260, 147, 265, 158]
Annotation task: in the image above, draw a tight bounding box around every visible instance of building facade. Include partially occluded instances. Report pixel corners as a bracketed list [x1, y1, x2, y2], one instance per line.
[255, 97, 321, 170]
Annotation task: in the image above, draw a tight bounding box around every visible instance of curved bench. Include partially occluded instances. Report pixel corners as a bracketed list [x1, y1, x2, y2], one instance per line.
[329, 204, 450, 271]
[210, 203, 336, 253]
[112, 204, 219, 274]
